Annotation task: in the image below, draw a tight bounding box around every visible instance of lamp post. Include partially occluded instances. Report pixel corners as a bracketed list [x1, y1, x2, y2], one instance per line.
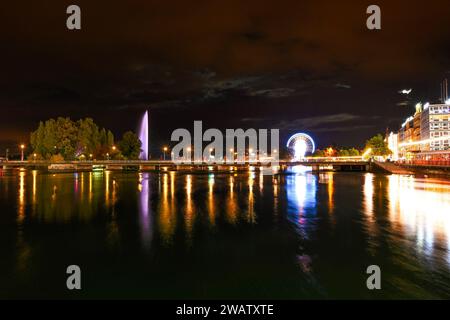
[163, 146, 168, 160]
[111, 146, 117, 160]
[20, 144, 25, 162]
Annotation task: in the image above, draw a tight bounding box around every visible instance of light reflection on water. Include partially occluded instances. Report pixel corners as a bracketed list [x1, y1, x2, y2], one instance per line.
[387, 175, 450, 263]
[6, 170, 450, 255]
[286, 173, 317, 239]
[138, 173, 152, 250]
[1, 168, 450, 298]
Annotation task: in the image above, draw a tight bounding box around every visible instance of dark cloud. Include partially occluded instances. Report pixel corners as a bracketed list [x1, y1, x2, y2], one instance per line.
[0, 0, 449, 151]
[335, 84, 352, 89]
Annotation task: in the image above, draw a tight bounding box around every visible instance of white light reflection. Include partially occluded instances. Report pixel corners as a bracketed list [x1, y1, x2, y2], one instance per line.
[286, 172, 317, 237]
[17, 170, 26, 223]
[363, 173, 374, 217]
[388, 175, 450, 263]
[138, 172, 153, 250]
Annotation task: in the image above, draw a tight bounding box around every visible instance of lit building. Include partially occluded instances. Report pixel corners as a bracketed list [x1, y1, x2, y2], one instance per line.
[421, 102, 450, 151]
[397, 101, 450, 159]
[398, 103, 422, 158]
[387, 132, 399, 161]
[392, 81, 450, 164]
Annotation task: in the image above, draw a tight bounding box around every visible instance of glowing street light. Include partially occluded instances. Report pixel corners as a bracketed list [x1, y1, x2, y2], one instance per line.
[163, 146, 168, 160]
[20, 144, 25, 162]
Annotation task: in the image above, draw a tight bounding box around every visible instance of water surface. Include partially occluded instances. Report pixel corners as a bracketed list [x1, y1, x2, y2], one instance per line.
[1, 169, 449, 299]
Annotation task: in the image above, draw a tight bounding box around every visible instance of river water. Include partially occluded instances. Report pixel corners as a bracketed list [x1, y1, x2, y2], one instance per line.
[1, 169, 449, 299]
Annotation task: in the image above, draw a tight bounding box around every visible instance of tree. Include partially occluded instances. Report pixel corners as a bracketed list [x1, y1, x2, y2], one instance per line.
[30, 119, 58, 159]
[30, 122, 46, 156]
[30, 117, 116, 160]
[348, 148, 360, 156]
[312, 149, 325, 157]
[118, 131, 142, 160]
[365, 134, 392, 156]
[337, 149, 350, 157]
[54, 117, 78, 160]
[324, 147, 336, 157]
[77, 118, 100, 157]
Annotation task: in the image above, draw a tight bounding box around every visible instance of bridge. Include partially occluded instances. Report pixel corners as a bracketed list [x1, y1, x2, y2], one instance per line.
[1, 157, 370, 173]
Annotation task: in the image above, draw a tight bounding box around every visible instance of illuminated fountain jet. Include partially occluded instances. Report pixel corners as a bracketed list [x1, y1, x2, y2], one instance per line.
[138, 110, 149, 160]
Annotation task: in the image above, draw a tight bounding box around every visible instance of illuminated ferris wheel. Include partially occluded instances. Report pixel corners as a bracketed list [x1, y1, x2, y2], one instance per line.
[286, 133, 315, 160]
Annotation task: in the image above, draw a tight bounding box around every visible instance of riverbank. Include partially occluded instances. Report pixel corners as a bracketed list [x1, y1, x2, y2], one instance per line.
[371, 160, 450, 178]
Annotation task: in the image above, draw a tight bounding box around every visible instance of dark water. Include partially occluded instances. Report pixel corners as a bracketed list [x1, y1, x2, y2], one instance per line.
[1, 168, 450, 299]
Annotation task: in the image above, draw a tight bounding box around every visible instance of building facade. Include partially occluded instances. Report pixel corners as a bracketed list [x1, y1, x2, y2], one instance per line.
[423, 103, 450, 151]
[396, 102, 450, 159]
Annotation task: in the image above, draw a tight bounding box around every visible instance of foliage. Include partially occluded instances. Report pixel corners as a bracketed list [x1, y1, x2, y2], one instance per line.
[337, 149, 350, 157]
[49, 154, 65, 162]
[118, 131, 142, 160]
[312, 149, 325, 157]
[313, 147, 360, 157]
[347, 148, 360, 156]
[27, 153, 44, 161]
[30, 117, 115, 160]
[364, 134, 392, 156]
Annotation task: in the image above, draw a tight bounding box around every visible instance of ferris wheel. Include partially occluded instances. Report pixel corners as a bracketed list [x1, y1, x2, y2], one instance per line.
[286, 133, 315, 160]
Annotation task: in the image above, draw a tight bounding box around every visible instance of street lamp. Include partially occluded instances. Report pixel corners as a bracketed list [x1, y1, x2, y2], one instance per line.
[163, 146, 168, 160]
[20, 144, 25, 162]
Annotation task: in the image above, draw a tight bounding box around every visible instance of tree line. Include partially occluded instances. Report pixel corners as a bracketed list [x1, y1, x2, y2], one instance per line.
[30, 117, 142, 160]
[312, 134, 391, 157]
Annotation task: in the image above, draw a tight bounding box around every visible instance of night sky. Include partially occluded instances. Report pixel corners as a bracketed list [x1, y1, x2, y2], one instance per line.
[1, 0, 450, 155]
